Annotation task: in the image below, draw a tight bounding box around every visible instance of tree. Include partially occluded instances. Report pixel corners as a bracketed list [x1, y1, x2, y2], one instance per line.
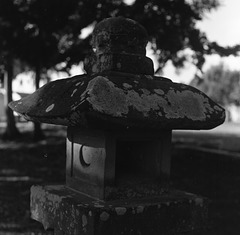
[0, 0, 83, 139]
[0, 0, 23, 139]
[2, 58, 21, 140]
[190, 63, 240, 106]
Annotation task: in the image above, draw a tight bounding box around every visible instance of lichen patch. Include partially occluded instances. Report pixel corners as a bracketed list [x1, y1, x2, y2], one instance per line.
[145, 75, 153, 80]
[76, 81, 83, 86]
[86, 76, 128, 116]
[164, 90, 208, 121]
[195, 197, 204, 207]
[82, 214, 88, 227]
[115, 207, 127, 215]
[45, 104, 55, 113]
[85, 76, 220, 121]
[127, 90, 167, 117]
[86, 76, 168, 117]
[71, 89, 78, 97]
[214, 105, 223, 112]
[100, 211, 110, 221]
[140, 88, 150, 95]
[136, 205, 144, 213]
[117, 62, 122, 69]
[123, 83, 132, 89]
[154, 89, 164, 95]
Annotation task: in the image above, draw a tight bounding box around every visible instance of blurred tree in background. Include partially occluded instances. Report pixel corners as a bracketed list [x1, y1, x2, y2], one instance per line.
[191, 63, 240, 107]
[0, 0, 239, 139]
[0, 0, 85, 139]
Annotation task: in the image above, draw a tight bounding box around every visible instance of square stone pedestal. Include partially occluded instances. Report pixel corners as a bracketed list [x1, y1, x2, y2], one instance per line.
[31, 185, 208, 235]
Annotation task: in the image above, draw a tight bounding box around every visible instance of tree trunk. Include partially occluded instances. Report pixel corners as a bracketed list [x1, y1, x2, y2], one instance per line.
[33, 66, 45, 141]
[2, 58, 20, 140]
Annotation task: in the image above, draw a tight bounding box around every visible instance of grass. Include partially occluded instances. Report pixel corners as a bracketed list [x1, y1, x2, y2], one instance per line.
[0, 121, 240, 234]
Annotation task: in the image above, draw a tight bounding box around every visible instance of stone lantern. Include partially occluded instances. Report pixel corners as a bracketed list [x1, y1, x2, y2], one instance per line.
[9, 17, 225, 235]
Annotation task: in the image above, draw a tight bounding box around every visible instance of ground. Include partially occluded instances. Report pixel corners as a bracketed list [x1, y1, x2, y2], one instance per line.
[0, 121, 240, 234]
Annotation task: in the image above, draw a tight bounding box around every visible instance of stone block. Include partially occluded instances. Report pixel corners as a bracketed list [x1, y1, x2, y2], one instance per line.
[31, 185, 209, 235]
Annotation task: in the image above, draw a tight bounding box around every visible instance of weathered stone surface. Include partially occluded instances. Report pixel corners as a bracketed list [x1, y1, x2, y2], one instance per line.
[9, 71, 225, 130]
[84, 53, 154, 75]
[84, 17, 154, 75]
[66, 127, 172, 200]
[91, 17, 148, 56]
[31, 185, 209, 235]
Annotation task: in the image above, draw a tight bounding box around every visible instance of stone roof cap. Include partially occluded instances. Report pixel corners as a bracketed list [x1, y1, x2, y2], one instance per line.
[91, 17, 148, 56]
[9, 71, 225, 130]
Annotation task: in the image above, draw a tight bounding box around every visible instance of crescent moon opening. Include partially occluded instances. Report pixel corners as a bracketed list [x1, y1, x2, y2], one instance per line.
[79, 145, 91, 167]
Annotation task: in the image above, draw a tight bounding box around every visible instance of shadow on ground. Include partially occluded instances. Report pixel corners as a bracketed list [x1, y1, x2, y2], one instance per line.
[0, 122, 240, 234]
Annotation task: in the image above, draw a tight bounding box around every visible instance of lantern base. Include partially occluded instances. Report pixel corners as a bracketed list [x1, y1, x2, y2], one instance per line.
[30, 185, 209, 235]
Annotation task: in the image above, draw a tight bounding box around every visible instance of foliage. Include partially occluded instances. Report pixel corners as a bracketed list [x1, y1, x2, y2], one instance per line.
[190, 63, 240, 106]
[0, 0, 79, 74]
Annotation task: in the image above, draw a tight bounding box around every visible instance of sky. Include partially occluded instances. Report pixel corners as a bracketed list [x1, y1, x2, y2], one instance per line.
[13, 0, 240, 93]
[162, 0, 240, 83]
